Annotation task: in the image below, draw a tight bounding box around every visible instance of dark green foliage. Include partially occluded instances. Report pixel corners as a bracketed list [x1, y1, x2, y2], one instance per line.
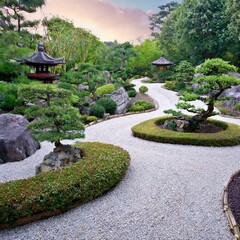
[132, 116, 240, 147]
[139, 86, 148, 94]
[174, 61, 194, 83]
[89, 104, 105, 118]
[19, 84, 84, 144]
[0, 62, 26, 82]
[0, 142, 130, 227]
[96, 98, 117, 115]
[175, 82, 186, 91]
[127, 89, 137, 98]
[123, 83, 135, 91]
[129, 100, 155, 112]
[0, 82, 21, 110]
[158, 67, 175, 81]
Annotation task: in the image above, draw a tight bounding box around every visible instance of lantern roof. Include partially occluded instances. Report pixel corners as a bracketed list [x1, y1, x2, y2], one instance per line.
[151, 56, 174, 66]
[18, 42, 64, 66]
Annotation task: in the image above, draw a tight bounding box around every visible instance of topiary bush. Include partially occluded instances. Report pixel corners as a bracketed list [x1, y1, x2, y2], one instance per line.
[127, 89, 137, 98]
[164, 81, 176, 90]
[139, 86, 148, 94]
[86, 116, 98, 124]
[96, 84, 115, 97]
[132, 116, 240, 147]
[128, 100, 155, 112]
[89, 104, 105, 118]
[0, 142, 130, 228]
[96, 97, 117, 115]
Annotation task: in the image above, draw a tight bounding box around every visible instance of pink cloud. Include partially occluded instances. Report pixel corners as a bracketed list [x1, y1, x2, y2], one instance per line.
[39, 0, 151, 42]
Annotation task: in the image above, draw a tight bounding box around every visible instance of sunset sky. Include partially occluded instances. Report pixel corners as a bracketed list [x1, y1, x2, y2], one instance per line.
[37, 0, 182, 43]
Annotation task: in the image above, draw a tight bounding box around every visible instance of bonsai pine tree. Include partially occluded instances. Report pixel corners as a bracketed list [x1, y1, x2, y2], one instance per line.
[165, 58, 240, 130]
[19, 84, 84, 148]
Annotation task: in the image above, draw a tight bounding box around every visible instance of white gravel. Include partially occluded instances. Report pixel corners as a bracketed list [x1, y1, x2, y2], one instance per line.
[1, 78, 240, 240]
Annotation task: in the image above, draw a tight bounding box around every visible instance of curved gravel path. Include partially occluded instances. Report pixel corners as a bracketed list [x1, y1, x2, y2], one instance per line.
[1, 78, 240, 240]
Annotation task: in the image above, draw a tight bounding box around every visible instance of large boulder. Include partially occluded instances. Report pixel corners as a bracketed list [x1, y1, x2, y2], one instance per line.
[105, 87, 130, 114]
[36, 145, 83, 175]
[219, 85, 240, 105]
[0, 114, 40, 164]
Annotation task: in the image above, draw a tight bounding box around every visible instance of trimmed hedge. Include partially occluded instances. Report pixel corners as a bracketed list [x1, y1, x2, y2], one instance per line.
[0, 142, 130, 228]
[132, 116, 240, 147]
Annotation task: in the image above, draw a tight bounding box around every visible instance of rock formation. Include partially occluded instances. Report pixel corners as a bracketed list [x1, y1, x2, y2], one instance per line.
[0, 114, 40, 164]
[105, 87, 130, 114]
[36, 145, 83, 174]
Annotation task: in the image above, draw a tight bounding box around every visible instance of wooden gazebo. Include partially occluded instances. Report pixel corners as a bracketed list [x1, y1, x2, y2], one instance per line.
[19, 42, 65, 83]
[151, 56, 174, 73]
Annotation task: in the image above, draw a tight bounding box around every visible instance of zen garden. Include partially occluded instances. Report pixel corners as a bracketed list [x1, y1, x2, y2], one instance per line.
[1, 0, 240, 239]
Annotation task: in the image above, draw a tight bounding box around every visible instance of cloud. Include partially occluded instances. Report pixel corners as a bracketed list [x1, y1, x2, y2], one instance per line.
[40, 0, 151, 43]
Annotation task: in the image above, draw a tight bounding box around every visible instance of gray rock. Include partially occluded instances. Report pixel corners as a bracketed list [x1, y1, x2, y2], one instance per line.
[219, 84, 240, 103]
[78, 84, 89, 91]
[36, 145, 83, 174]
[103, 71, 112, 83]
[0, 114, 40, 164]
[105, 87, 130, 114]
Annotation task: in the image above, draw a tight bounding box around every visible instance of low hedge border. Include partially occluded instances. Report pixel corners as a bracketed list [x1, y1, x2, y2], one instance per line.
[132, 116, 240, 147]
[0, 142, 130, 229]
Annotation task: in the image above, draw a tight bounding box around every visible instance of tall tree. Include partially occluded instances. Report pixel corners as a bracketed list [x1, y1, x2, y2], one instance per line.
[43, 17, 104, 71]
[226, 0, 240, 66]
[0, 0, 45, 32]
[149, 1, 179, 38]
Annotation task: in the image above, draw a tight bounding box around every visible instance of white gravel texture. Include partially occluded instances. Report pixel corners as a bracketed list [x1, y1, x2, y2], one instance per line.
[1, 78, 240, 240]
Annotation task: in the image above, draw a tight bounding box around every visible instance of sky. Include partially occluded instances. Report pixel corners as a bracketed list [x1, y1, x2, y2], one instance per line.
[37, 0, 182, 43]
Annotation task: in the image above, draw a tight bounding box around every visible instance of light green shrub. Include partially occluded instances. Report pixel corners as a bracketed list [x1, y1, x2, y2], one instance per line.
[139, 86, 148, 94]
[96, 84, 115, 97]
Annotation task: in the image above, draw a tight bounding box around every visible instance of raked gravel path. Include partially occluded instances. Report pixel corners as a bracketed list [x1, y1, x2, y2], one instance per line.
[1, 78, 240, 240]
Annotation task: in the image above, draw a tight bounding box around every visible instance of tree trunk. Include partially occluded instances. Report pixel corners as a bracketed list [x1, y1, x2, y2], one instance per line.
[190, 100, 214, 123]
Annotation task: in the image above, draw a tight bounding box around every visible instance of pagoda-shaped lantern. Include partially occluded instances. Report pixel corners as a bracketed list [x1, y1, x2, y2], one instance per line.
[19, 42, 65, 83]
[151, 56, 174, 73]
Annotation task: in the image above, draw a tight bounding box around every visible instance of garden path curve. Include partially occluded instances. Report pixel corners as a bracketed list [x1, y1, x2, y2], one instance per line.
[1, 78, 240, 240]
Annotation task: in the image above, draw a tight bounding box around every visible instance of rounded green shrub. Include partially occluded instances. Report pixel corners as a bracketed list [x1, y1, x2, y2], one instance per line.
[175, 81, 186, 91]
[0, 142, 130, 228]
[127, 89, 137, 97]
[139, 86, 148, 94]
[96, 84, 115, 97]
[129, 105, 145, 112]
[96, 97, 117, 114]
[164, 81, 176, 90]
[132, 116, 240, 147]
[86, 116, 98, 124]
[128, 100, 155, 112]
[89, 104, 105, 118]
[235, 103, 240, 110]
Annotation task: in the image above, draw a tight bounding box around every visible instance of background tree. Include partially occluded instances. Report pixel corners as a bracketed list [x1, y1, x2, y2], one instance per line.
[43, 17, 105, 71]
[19, 84, 84, 148]
[149, 1, 179, 38]
[127, 39, 160, 75]
[0, 0, 45, 32]
[165, 59, 240, 130]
